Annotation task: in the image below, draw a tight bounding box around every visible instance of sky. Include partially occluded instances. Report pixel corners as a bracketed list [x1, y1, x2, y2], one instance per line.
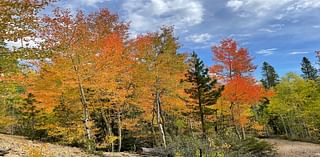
[42, 0, 320, 78]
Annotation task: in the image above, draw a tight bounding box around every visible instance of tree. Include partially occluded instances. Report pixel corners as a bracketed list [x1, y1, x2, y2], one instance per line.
[0, 0, 52, 42]
[260, 62, 279, 89]
[268, 73, 319, 138]
[301, 57, 318, 80]
[220, 76, 267, 139]
[211, 39, 268, 140]
[211, 38, 256, 80]
[91, 32, 135, 152]
[316, 51, 320, 70]
[28, 8, 129, 151]
[184, 52, 222, 157]
[131, 27, 187, 149]
[0, 1, 52, 135]
[184, 52, 222, 137]
[46, 93, 82, 145]
[18, 93, 42, 140]
[257, 62, 278, 136]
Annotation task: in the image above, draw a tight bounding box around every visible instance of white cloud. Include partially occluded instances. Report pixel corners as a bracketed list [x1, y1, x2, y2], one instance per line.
[185, 33, 212, 43]
[226, 0, 320, 19]
[226, 0, 244, 11]
[289, 51, 309, 55]
[226, 0, 291, 17]
[229, 33, 252, 38]
[270, 24, 285, 28]
[79, 0, 109, 6]
[122, 0, 204, 34]
[287, 0, 320, 11]
[256, 48, 277, 56]
[259, 28, 276, 33]
[5, 37, 43, 50]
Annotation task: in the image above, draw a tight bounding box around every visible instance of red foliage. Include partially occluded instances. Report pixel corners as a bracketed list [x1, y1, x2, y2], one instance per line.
[211, 39, 256, 80]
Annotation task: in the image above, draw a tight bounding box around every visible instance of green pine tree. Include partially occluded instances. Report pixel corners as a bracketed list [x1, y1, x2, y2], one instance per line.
[301, 57, 318, 80]
[184, 52, 223, 137]
[260, 62, 279, 89]
[18, 93, 41, 140]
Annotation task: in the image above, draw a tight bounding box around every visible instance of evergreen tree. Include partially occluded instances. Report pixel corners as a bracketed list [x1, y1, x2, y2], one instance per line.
[260, 62, 279, 89]
[53, 93, 79, 128]
[184, 52, 223, 157]
[18, 93, 41, 140]
[184, 52, 223, 137]
[316, 51, 320, 73]
[301, 57, 318, 80]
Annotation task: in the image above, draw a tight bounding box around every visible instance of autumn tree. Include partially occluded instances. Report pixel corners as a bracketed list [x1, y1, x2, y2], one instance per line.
[0, 0, 53, 42]
[301, 57, 318, 80]
[268, 73, 320, 138]
[0, 1, 52, 135]
[221, 76, 267, 139]
[131, 27, 187, 148]
[28, 8, 129, 151]
[211, 39, 268, 140]
[0, 0, 53, 78]
[211, 38, 256, 80]
[261, 62, 279, 89]
[89, 32, 135, 152]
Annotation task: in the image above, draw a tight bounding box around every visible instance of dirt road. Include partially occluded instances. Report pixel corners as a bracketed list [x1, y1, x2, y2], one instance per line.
[264, 139, 320, 157]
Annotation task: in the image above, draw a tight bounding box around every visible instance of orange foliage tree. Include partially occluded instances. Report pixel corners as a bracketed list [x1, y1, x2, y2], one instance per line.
[211, 39, 270, 139]
[27, 8, 129, 150]
[211, 38, 256, 80]
[130, 27, 187, 148]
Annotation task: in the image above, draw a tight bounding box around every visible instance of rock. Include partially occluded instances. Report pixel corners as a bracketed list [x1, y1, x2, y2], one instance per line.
[0, 149, 10, 156]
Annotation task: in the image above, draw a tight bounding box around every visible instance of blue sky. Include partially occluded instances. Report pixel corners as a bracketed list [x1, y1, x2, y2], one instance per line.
[45, 0, 320, 79]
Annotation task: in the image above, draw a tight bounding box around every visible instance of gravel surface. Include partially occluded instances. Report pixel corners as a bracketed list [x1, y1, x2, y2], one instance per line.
[264, 138, 320, 157]
[0, 133, 97, 157]
[0, 134, 158, 157]
[6, 134, 318, 157]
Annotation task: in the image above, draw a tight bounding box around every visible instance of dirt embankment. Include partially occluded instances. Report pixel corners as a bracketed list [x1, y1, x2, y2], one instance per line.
[264, 138, 320, 157]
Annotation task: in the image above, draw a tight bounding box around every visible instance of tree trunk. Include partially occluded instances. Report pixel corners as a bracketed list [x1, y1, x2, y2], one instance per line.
[188, 118, 195, 138]
[71, 57, 92, 146]
[230, 102, 241, 140]
[265, 124, 270, 137]
[301, 121, 310, 138]
[155, 91, 166, 149]
[235, 125, 242, 140]
[197, 90, 205, 157]
[117, 111, 122, 152]
[79, 77, 92, 141]
[110, 126, 114, 152]
[198, 101, 206, 138]
[280, 115, 288, 137]
[242, 126, 246, 140]
[151, 109, 157, 147]
[197, 88, 206, 139]
[101, 111, 114, 152]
